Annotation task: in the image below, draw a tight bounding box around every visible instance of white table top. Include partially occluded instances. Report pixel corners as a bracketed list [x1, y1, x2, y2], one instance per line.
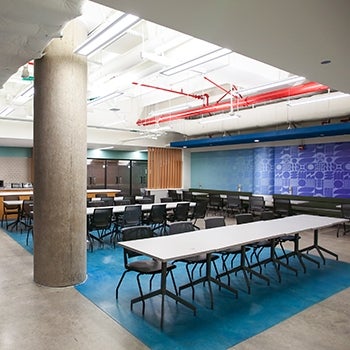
[86, 201, 195, 216]
[119, 214, 346, 262]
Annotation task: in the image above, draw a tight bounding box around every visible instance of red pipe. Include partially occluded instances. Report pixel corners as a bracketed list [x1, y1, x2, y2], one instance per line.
[136, 82, 329, 126]
[132, 82, 209, 104]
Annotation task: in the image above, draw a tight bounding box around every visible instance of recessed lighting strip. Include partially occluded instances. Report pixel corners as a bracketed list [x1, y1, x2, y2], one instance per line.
[161, 48, 232, 76]
[74, 13, 140, 56]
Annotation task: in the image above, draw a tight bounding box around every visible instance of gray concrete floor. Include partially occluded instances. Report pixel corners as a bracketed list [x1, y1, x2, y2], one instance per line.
[0, 218, 349, 350]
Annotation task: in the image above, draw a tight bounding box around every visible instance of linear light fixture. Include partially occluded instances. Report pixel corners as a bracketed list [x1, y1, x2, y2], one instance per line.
[74, 13, 140, 56]
[287, 92, 350, 106]
[237, 76, 305, 97]
[0, 106, 14, 117]
[161, 47, 232, 76]
[199, 113, 240, 124]
[87, 91, 123, 106]
[13, 84, 34, 104]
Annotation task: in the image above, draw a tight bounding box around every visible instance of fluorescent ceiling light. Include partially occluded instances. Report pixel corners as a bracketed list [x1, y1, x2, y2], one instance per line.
[87, 91, 123, 106]
[96, 146, 114, 150]
[237, 76, 305, 96]
[0, 106, 14, 117]
[288, 92, 350, 106]
[199, 113, 240, 124]
[14, 84, 34, 104]
[161, 48, 232, 76]
[74, 13, 140, 56]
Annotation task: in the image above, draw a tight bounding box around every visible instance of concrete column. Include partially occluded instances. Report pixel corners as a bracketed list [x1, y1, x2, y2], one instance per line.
[33, 20, 87, 287]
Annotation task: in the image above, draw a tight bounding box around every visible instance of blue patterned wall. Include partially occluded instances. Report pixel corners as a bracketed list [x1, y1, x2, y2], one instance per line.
[253, 147, 275, 194]
[274, 142, 350, 198]
[190, 142, 350, 198]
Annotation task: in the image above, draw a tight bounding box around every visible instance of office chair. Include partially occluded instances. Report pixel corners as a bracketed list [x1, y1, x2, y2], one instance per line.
[337, 203, 350, 237]
[115, 226, 177, 315]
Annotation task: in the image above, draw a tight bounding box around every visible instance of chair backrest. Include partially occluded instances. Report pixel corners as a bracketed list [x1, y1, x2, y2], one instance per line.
[235, 213, 254, 225]
[22, 200, 34, 217]
[182, 190, 193, 202]
[168, 221, 195, 235]
[204, 216, 226, 229]
[123, 205, 142, 227]
[249, 196, 265, 212]
[124, 196, 136, 204]
[160, 197, 173, 203]
[273, 197, 292, 216]
[260, 210, 275, 221]
[226, 195, 242, 208]
[209, 193, 221, 206]
[114, 199, 131, 206]
[341, 203, 350, 220]
[168, 189, 180, 201]
[87, 200, 103, 207]
[174, 202, 190, 221]
[149, 204, 167, 224]
[192, 200, 208, 219]
[100, 197, 114, 206]
[121, 226, 155, 261]
[138, 198, 153, 204]
[91, 207, 113, 229]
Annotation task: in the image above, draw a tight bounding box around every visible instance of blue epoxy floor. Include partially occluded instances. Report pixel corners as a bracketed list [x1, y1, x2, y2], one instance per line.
[4, 222, 350, 350]
[76, 242, 350, 350]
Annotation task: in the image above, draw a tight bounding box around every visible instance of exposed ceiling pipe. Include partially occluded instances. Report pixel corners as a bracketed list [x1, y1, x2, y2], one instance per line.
[132, 82, 209, 105]
[136, 82, 329, 126]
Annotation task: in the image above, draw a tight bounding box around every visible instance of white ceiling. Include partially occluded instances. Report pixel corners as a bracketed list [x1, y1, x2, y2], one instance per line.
[0, 0, 349, 150]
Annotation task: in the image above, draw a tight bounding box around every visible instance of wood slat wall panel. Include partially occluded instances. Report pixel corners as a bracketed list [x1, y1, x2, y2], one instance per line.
[148, 147, 182, 188]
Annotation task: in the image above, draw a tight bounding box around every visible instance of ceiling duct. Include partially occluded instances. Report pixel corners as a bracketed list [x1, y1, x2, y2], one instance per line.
[136, 82, 329, 126]
[170, 122, 350, 148]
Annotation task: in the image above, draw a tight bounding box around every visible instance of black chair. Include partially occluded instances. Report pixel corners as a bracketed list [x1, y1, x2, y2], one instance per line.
[87, 207, 114, 251]
[247, 211, 275, 270]
[208, 193, 222, 215]
[20, 200, 34, 245]
[248, 195, 266, 219]
[337, 203, 350, 237]
[168, 189, 180, 201]
[182, 190, 193, 202]
[167, 202, 190, 222]
[160, 197, 173, 203]
[273, 197, 293, 217]
[115, 226, 177, 315]
[1, 195, 20, 228]
[188, 200, 208, 229]
[225, 195, 242, 217]
[168, 221, 220, 301]
[144, 204, 167, 235]
[205, 216, 251, 291]
[122, 205, 142, 227]
[114, 199, 131, 206]
[100, 197, 114, 206]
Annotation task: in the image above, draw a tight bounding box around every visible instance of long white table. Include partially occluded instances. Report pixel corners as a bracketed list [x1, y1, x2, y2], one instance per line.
[118, 214, 347, 329]
[86, 201, 195, 216]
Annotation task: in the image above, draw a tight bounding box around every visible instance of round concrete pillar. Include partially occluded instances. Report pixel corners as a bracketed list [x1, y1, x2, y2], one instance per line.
[33, 20, 87, 286]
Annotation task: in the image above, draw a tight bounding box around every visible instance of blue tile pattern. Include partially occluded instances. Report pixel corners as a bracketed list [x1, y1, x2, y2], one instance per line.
[191, 142, 350, 198]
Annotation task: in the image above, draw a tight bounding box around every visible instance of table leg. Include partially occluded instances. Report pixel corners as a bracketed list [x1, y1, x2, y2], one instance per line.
[299, 229, 338, 264]
[179, 253, 238, 309]
[281, 233, 320, 272]
[131, 261, 196, 330]
[217, 246, 270, 294]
